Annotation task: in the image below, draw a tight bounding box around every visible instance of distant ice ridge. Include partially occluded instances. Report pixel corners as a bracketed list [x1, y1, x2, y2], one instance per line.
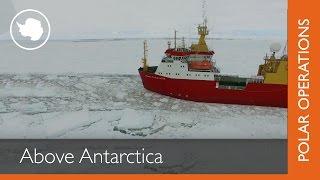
[0, 74, 287, 139]
[0, 39, 285, 76]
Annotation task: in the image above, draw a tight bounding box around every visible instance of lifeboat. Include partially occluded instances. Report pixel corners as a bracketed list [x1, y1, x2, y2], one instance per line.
[188, 60, 213, 71]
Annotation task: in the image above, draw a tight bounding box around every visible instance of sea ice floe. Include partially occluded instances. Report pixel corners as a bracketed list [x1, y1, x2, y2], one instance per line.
[159, 98, 169, 103]
[0, 102, 7, 113]
[20, 102, 48, 115]
[116, 108, 154, 130]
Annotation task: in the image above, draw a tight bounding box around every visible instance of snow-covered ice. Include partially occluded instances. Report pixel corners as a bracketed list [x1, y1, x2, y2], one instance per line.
[0, 74, 287, 139]
[117, 108, 154, 129]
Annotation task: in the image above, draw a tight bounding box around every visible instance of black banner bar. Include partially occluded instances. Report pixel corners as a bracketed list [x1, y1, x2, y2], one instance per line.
[0, 139, 287, 174]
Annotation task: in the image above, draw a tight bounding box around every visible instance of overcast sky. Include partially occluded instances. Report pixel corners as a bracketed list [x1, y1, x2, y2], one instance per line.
[1, 0, 287, 39]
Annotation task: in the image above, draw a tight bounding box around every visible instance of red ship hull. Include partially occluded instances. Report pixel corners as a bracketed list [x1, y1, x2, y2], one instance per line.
[139, 70, 287, 108]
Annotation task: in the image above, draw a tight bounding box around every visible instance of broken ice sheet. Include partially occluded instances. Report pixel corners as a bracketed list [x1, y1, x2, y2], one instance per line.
[0, 74, 287, 139]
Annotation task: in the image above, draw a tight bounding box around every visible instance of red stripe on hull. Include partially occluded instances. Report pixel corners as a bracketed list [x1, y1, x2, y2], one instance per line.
[139, 70, 287, 108]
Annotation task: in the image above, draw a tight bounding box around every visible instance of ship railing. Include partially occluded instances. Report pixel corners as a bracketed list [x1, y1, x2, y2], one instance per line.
[217, 85, 246, 90]
[161, 56, 174, 63]
[214, 74, 264, 86]
[246, 76, 264, 84]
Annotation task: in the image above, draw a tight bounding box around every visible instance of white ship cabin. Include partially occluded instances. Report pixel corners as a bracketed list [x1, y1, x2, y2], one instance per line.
[155, 57, 217, 80]
[154, 56, 264, 86]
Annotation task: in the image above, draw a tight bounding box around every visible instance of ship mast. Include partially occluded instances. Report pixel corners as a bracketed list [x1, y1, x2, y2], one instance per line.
[182, 37, 185, 48]
[199, 0, 209, 51]
[174, 30, 177, 49]
[191, 0, 209, 52]
[142, 40, 148, 72]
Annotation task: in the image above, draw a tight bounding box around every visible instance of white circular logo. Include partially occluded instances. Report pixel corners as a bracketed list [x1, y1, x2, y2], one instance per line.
[10, 9, 51, 51]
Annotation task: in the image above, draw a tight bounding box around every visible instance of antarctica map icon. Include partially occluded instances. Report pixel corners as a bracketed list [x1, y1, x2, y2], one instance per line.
[16, 18, 44, 41]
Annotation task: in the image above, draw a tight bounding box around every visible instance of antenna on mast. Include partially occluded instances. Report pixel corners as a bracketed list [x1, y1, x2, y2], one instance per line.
[282, 41, 288, 55]
[202, 0, 208, 26]
[182, 37, 185, 48]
